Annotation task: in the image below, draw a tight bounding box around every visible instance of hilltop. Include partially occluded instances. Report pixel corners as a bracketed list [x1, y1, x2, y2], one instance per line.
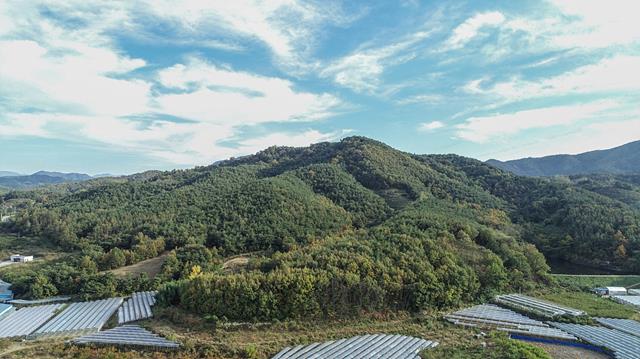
[487, 140, 640, 176]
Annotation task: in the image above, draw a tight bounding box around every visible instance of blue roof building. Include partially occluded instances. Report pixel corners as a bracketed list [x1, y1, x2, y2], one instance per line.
[0, 279, 14, 303]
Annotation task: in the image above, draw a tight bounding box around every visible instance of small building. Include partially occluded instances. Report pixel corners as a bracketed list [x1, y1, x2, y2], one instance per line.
[594, 287, 628, 296]
[0, 279, 13, 303]
[10, 254, 33, 263]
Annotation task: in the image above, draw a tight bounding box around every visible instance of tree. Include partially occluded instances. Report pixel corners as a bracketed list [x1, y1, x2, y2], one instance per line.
[30, 274, 57, 298]
[79, 256, 98, 274]
[102, 248, 126, 270]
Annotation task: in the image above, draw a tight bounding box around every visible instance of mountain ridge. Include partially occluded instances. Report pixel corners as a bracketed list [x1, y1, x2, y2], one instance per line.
[487, 140, 640, 176]
[0, 171, 96, 190]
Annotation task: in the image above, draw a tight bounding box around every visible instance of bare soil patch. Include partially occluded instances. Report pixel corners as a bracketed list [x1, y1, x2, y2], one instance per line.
[109, 252, 169, 278]
[222, 256, 249, 273]
[530, 342, 610, 359]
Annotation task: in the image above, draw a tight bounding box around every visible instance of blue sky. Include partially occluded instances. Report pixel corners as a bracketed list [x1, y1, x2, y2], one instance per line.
[1, 0, 639, 175]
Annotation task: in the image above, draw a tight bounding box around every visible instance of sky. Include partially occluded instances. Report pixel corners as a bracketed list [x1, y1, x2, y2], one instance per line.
[1, 0, 640, 175]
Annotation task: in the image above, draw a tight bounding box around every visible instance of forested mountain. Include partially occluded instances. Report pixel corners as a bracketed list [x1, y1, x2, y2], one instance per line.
[0, 171, 95, 189]
[487, 140, 640, 176]
[567, 174, 640, 210]
[1, 137, 639, 321]
[0, 171, 22, 177]
[33, 171, 93, 181]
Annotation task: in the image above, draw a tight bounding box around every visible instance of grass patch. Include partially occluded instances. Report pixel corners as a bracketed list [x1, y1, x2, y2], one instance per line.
[108, 252, 168, 279]
[552, 274, 640, 290]
[537, 291, 638, 319]
[421, 332, 550, 359]
[376, 188, 412, 210]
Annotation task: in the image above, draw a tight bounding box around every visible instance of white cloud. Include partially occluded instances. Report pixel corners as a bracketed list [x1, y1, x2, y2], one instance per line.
[439, 1, 640, 64]
[142, 0, 356, 70]
[546, 0, 640, 49]
[155, 58, 341, 125]
[418, 121, 445, 132]
[2, 112, 346, 166]
[463, 55, 640, 102]
[397, 94, 444, 105]
[0, 40, 151, 117]
[1, 0, 354, 72]
[0, 116, 50, 138]
[488, 118, 640, 160]
[456, 101, 616, 143]
[321, 31, 432, 93]
[445, 11, 505, 50]
[0, 2, 348, 166]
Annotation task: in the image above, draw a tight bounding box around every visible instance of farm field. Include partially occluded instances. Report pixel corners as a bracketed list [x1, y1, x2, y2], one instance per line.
[0, 310, 557, 359]
[552, 274, 640, 289]
[537, 291, 640, 319]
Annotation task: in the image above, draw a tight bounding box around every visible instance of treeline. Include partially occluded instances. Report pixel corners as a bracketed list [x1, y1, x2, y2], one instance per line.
[0, 256, 156, 300]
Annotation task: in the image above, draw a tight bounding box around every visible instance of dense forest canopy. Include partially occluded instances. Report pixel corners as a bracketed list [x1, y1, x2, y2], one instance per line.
[1, 136, 639, 321]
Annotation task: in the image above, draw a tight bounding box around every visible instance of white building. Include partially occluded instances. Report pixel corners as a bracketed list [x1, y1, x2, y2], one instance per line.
[9, 255, 33, 263]
[594, 286, 627, 296]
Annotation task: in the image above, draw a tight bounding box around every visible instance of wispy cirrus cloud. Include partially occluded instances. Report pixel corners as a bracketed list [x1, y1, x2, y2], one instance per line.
[418, 121, 445, 132]
[546, 0, 640, 49]
[442, 2, 640, 149]
[320, 31, 433, 93]
[142, 0, 359, 71]
[455, 101, 616, 143]
[463, 55, 640, 102]
[444, 11, 505, 50]
[156, 57, 342, 125]
[484, 117, 640, 161]
[396, 94, 444, 106]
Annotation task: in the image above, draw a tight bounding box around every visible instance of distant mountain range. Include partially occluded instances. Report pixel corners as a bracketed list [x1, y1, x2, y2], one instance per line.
[487, 140, 640, 176]
[0, 171, 107, 190]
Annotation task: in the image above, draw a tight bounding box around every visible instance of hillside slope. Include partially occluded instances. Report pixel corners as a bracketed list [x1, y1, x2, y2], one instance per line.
[487, 140, 640, 176]
[2, 137, 640, 320]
